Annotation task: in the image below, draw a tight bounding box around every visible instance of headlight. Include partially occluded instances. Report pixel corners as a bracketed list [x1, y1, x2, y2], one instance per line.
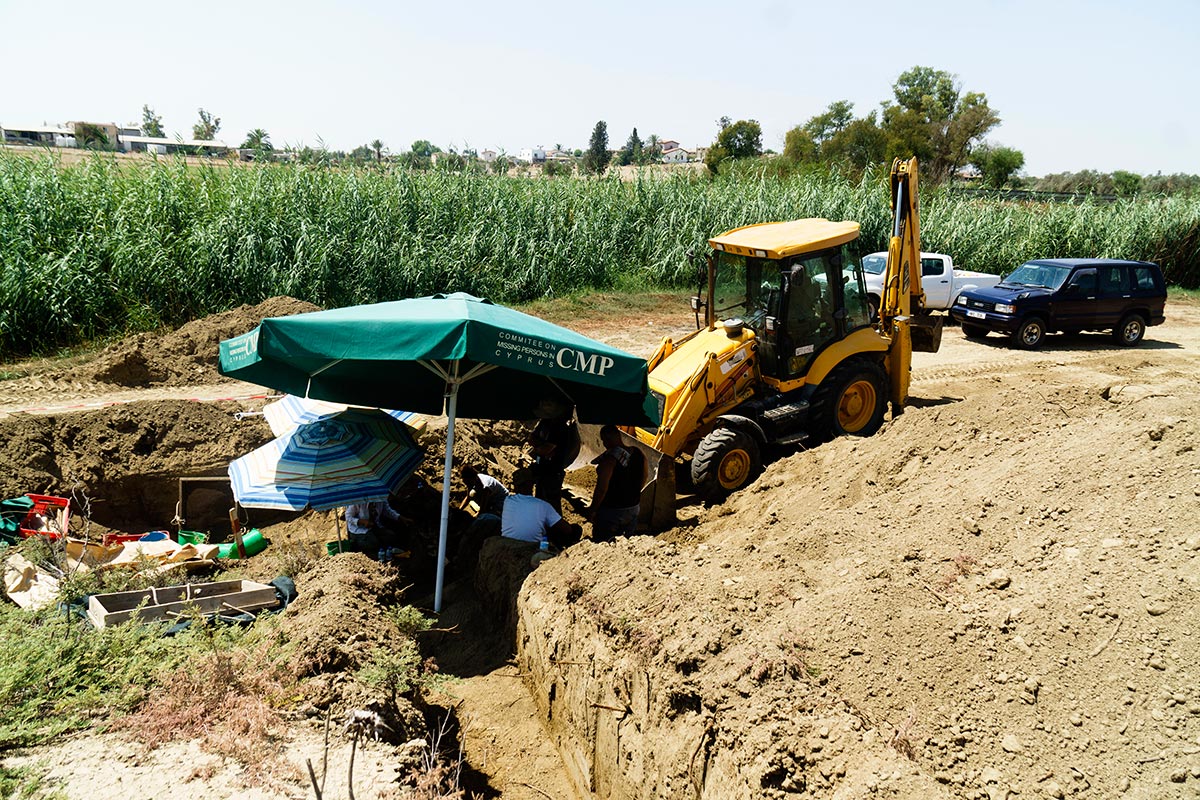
[954, 294, 967, 305]
[995, 303, 1016, 314]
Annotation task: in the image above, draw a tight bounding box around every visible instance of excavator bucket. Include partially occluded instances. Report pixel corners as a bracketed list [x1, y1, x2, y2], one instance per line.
[909, 315, 943, 353]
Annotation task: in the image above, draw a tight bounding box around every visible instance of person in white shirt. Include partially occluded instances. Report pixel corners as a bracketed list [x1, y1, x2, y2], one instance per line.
[454, 468, 580, 573]
[344, 499, 407, 556]
[461, 465, 508, 516]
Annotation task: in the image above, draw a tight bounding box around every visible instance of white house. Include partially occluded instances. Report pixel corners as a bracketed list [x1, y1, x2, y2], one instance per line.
[661, 147, 691, 164]
[658, 139, 681, 152]
[479, 149, 498, 163]
[518, 146, 546, 164]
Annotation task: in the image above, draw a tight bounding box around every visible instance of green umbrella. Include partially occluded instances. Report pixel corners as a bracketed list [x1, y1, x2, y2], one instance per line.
[219, 292, 659, 610]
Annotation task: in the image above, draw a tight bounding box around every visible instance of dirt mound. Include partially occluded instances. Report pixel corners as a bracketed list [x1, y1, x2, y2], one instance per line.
[518, 326, 1200, 798]
[415, 418, 533, 488]
[282, 552, 409, 676]
[0, 399, 271, 529]
[77, 296, 320, 388]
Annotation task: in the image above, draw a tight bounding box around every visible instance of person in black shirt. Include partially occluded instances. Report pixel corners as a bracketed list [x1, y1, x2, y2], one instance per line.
[587, 425, 647, 541]
[527, 398, 580, 514]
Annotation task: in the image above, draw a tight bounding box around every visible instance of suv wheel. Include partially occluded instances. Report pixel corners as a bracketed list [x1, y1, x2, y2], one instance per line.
[1113, 313, 1146, 346]
[1013, 317, 1045, 350]
[961, 323, 989, 339]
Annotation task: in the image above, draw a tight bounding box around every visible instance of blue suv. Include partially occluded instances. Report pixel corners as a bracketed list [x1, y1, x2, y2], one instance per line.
[950, 258, 1166, 349]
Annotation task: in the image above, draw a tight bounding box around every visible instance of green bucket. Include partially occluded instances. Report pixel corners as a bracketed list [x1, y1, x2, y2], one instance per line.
[325, 541, 346, 556]
[177, 530, 207, 545]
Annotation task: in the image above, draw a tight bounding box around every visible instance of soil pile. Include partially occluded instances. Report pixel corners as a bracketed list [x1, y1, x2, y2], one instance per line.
[78, 296, 319, 388]
[0, 399, 271, 529]
[281, 552, 429, 742]
[518, 322, 1200, 798]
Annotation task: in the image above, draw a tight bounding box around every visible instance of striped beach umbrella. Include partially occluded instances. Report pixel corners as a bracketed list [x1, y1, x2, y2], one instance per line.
[228, 407, 423, 511]
[262, 395, 427, 438]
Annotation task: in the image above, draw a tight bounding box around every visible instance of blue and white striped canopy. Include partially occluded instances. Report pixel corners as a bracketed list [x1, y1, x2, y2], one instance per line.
[262, 394, 426, 437]
[229, 407, 424, 511]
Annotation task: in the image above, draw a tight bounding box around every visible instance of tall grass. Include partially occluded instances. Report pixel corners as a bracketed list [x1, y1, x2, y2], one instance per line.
[1, 153, 1197, 358]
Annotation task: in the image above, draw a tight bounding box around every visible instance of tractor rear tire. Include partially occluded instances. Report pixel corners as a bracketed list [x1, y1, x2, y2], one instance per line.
[810, 360, 888, 442]
[691, 427, 761, 499]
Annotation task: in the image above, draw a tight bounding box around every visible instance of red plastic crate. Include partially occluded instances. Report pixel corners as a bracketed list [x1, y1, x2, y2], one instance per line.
[19, 494, 70, 540]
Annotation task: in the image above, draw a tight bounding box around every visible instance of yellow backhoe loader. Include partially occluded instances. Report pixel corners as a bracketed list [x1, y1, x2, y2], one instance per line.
[630, 158, 942, 506]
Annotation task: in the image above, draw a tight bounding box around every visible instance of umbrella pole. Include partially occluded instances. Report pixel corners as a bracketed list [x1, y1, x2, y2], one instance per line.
[434, 382, 459, 613]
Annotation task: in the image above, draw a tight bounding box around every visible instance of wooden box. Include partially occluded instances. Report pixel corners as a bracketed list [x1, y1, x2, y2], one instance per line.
[87, 579, 278, 628]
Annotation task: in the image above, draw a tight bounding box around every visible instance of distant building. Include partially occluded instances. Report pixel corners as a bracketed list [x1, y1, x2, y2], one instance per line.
[658, 139, 680, 152]
[661, 147, 692, 164]
[2, 124, 76, 147]
[120, 135, 232, 156]
[479, 149, 498, 163]
[519, 146, 546, 164]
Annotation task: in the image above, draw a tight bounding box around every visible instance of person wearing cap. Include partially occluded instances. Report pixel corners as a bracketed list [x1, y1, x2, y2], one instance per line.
[527, 397, 580, 514]
[586, 425, 647, 541]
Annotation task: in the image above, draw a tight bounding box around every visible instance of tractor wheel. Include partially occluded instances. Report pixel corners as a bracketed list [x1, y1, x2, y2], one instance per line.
[810, 360, 888, 442]
[691, 427, 761, 499]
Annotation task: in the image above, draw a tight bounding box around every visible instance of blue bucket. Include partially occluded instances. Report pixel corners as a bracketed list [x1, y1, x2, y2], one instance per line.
[139, 530, 169, 542]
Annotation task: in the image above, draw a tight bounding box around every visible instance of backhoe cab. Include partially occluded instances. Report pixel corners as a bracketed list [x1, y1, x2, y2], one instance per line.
[632, 158, 941, 499]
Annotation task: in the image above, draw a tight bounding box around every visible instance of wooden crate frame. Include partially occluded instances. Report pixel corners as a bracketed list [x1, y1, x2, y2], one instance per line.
[87, 579, 278, 628]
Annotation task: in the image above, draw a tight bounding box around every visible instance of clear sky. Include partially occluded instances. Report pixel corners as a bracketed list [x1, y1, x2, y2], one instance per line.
[2, 0, 1196, 176]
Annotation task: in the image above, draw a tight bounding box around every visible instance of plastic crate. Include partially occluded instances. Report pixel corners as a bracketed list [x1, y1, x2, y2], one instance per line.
[19, 494, 70, 540]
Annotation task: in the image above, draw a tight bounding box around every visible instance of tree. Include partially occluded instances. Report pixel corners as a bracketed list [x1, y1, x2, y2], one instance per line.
[643, 134, 662, 164]
[370, 139, 386, 163]
[1111, 170, 1142, 195]
[582, 120, 611, 175]
[192, 108, 221, 140]
[706, 119, 762, 172]
[241, 129, 272, 150]
[405, 139, 441, 170]
[803, 100, 855, 145]
[75, 123, 111, 149]
[617, 127, 642, 167]
[824, 113, 888, 171]
[880, 66, 999, 182]
[783, 127, 818, 163]
[141, 105, 164, 138]
[973, 143, 1025, 188]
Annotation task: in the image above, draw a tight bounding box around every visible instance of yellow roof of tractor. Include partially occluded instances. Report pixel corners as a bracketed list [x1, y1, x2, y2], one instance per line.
[708, 219, 860, 260]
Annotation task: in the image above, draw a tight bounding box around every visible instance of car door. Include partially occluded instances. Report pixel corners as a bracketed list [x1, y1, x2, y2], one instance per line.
[920, 257, 950, 308]
[1096, 264, 1131, 327]
[1052, 267, 1098, 330]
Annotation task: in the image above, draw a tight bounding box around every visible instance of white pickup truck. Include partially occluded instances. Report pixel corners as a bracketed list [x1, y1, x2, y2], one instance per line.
[861, 251, 1002, 312]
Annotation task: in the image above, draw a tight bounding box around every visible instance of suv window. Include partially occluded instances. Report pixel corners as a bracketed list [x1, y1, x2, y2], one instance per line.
[1131, 266, 1158, 292]
[1067, 268, 1097, 295]
[1099, 265, 1128, 297]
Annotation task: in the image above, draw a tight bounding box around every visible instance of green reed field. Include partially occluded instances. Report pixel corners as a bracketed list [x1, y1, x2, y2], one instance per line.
[1, 153, 1197, 358]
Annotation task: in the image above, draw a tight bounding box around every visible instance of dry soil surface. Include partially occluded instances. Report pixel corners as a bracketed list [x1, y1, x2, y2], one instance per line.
[2, 295, 1198, 799]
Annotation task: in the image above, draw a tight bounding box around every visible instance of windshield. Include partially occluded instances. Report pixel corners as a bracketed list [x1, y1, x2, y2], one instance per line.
[861, 253, 887, 275]
[713, 251, 770, 326]
[1002, 261, 1071, 290]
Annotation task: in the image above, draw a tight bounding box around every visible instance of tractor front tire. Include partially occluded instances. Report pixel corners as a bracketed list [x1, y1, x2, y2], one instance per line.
[691, 427, 761, 499]
[810, 360, 888, 442]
